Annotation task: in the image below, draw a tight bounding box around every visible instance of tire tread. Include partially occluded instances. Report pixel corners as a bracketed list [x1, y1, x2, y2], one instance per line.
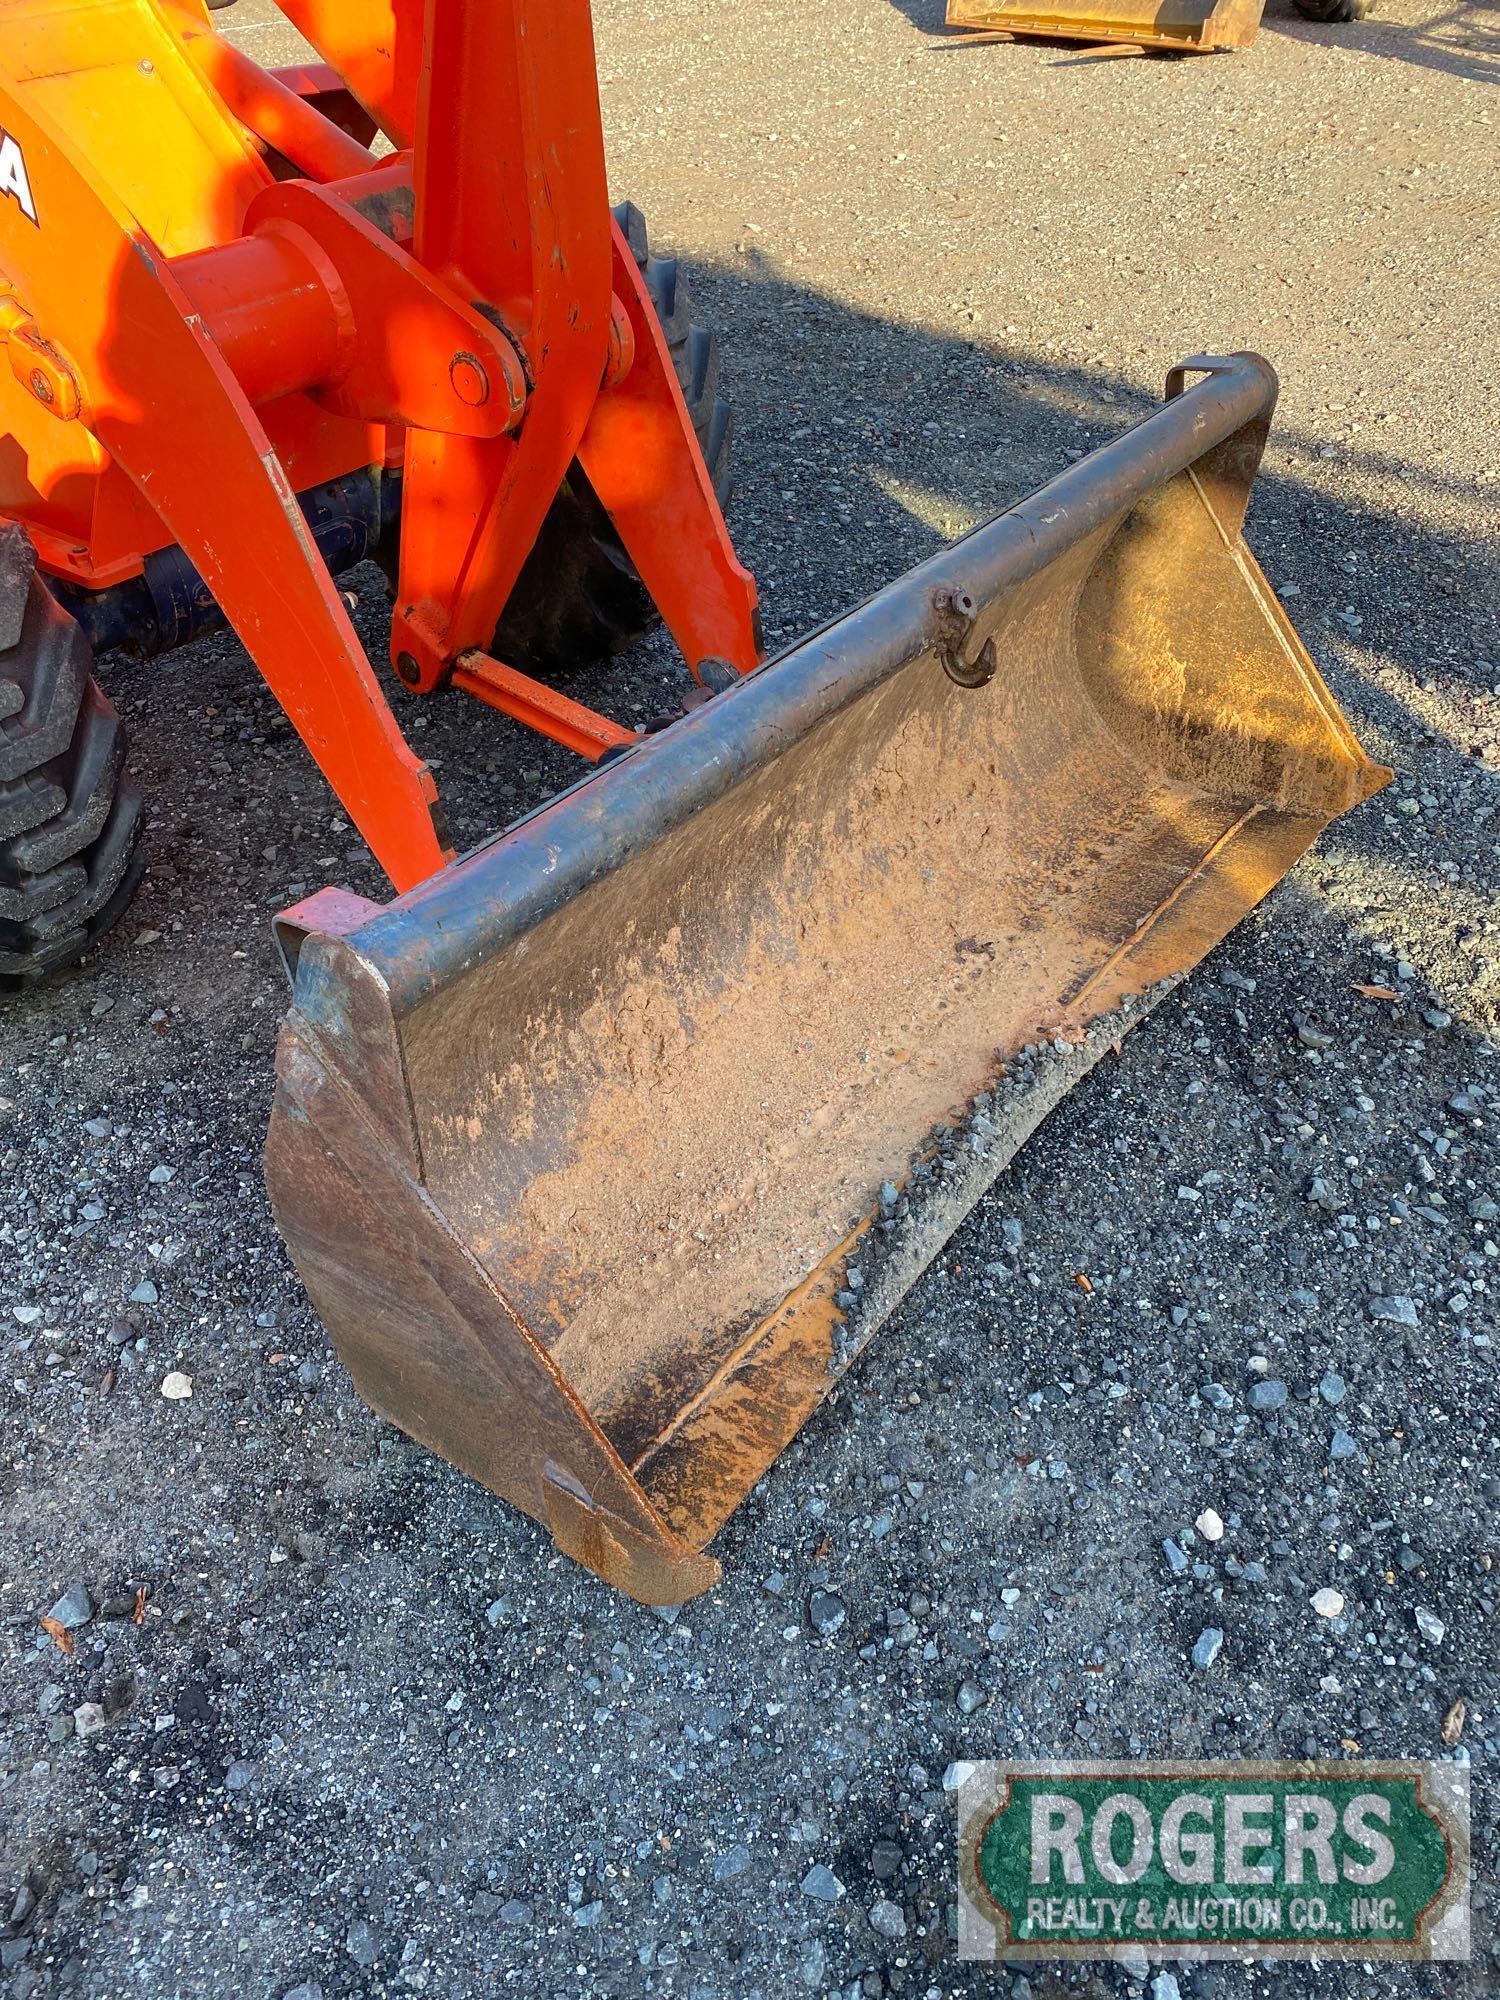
[0, 523, 143, 987]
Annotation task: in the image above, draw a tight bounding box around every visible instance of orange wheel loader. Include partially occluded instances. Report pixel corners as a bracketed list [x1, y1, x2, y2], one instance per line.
[0, 0, 1386, 1603]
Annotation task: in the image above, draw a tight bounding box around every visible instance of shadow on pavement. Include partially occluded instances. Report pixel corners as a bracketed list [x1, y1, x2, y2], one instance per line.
[1262, 0, 1500, 87]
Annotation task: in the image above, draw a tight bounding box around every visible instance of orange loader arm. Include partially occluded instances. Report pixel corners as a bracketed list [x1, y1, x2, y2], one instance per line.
[0, 0, 759, 889]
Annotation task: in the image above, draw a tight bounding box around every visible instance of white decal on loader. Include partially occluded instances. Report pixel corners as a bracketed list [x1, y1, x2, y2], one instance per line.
[0, 132, 37, 225]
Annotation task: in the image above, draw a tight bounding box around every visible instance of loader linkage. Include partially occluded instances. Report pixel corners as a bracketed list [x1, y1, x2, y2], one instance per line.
[0, 0, 760, 890]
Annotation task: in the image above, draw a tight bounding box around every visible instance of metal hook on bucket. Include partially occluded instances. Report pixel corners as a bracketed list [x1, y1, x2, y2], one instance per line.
[931, 585, 997, 689]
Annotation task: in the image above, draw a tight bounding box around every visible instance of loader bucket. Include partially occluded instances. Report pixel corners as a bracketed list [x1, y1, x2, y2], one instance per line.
[265, 354, 1385, 1605]
[945, 0, 1264, 50]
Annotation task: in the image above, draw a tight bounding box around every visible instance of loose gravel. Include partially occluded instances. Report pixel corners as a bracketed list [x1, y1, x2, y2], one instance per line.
[1, 0, 1496, 1994]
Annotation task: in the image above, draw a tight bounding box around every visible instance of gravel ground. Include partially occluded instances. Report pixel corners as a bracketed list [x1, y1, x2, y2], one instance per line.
[2, 0, 1497, 1995]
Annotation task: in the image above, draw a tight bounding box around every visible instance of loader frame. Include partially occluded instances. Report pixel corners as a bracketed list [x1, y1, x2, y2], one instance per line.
[0, 0, 761, 889]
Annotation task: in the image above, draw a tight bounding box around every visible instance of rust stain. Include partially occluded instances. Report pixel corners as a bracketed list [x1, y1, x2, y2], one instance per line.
[39, 1616, 73, 1656]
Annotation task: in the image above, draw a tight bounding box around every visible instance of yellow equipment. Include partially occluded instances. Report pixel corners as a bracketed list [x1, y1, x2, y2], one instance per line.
[946, 0, 1264, 52]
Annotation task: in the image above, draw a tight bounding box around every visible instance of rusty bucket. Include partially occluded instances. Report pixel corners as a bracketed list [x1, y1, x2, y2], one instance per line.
[265, 354, 1385, 1604]
[945, 0, 1265, 51]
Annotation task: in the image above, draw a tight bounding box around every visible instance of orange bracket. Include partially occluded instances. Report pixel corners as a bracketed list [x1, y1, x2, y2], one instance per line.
[177, 25, 376, 182]
[578, 220, 761, 682]
[453, 653, 636, 762]
[265, 0, 764, 693]
[0, 58, 451, 892]
[241, 173, 529, 436]
[272, 0, 423, 147]
[165, 163, 528, 438]
[389, 0, 616, 685]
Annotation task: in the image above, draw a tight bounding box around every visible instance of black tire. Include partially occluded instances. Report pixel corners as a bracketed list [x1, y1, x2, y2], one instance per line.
[0, 525, 143, 986]
[491, 201, 732, 677]
[1292, 0, 1369, 19]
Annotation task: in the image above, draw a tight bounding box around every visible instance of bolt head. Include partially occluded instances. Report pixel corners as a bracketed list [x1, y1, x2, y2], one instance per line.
[449, 354, 490, 407]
